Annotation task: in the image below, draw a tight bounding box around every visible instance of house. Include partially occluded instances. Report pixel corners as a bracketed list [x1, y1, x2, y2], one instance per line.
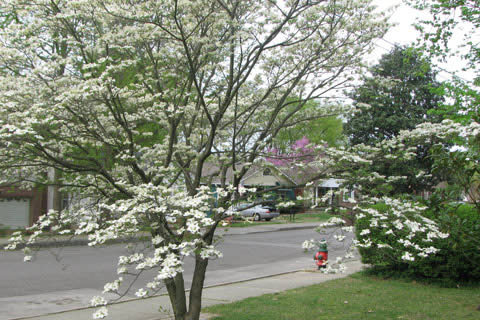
[0, 168, 71, 229]
[202, 161, 354, 210]
[243, 165, 355, 209]
[0, 186, 47, 229]
[264, 137, 356, 208]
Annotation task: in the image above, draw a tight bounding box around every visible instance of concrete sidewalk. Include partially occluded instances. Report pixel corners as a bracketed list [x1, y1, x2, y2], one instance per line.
[1, 222, 322, 249]
[21, 260, 365, 320]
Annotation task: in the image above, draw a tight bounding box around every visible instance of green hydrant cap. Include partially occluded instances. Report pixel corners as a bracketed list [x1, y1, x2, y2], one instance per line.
[318, 239, 328, 252]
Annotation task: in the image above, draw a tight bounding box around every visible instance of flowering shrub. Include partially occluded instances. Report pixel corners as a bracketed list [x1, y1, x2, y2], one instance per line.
[353, 198, 473, 281]
[302, 118, 479, 283]
[354, 200, 480, 284]
[355, 199, 447, 260]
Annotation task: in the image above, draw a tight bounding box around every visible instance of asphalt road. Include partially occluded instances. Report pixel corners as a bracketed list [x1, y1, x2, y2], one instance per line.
[0, 228, 352, 319]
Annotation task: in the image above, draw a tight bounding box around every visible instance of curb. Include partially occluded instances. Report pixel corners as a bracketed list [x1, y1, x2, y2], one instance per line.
[1, 235, 151, 250]
[2, 224, 319, 250]
[9, 269, 313, 320]
[240, 224, 318, 235]
[14, 259, 362, 320]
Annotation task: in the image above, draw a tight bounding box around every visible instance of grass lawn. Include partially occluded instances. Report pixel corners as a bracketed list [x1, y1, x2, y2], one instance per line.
[204, 272, 480, 320]
[280, 212, 332, 223]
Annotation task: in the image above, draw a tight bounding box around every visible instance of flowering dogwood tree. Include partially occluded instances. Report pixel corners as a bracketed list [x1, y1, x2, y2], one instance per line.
[0, 0, 388, 319]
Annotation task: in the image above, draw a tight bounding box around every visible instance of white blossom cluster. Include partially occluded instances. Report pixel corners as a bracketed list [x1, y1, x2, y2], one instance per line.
[355, 197, 449, 262]
[398, 120, 480, 142]
[315, 217, 346, 230]
[276, 201, 296, 208]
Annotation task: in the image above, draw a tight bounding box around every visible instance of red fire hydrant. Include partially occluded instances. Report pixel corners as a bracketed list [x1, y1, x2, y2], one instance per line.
[314, 240, 328, 269]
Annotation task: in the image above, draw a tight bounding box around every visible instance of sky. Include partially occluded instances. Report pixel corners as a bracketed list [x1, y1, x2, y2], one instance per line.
[370, 0, 422, 62]
[370, 0, 475, 83]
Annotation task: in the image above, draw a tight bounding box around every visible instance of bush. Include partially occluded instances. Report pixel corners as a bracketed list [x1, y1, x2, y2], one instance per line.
[421, 203, 480, 283]
[356, 200, 480, 285]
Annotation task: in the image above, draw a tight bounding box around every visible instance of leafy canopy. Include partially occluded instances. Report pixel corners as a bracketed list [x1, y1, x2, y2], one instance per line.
[345, 46, 444, 145]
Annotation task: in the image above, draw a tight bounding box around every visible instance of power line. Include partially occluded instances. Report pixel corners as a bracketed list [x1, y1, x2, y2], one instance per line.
[377, 38, 472, 83]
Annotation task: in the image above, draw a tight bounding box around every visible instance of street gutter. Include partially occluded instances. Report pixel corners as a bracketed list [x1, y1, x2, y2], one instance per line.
[1, 223, 320, 250]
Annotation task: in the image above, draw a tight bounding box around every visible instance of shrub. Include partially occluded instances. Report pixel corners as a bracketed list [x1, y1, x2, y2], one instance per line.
[356, 200, 480, 285]
[421, 203, 480, 283]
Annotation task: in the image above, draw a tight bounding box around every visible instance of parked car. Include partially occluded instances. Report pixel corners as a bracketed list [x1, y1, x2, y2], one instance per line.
[227, 203, 280, 221]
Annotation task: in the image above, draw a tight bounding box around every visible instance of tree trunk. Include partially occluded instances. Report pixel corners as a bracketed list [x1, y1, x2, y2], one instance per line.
[185, 227, 216, 320]
[164, 257, 209, 320]
[185, 255, 209, 320]
[165, 273, 187, 320]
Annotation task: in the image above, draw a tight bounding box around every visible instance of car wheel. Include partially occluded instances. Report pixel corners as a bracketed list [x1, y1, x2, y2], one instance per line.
[253, 213, 261, 221]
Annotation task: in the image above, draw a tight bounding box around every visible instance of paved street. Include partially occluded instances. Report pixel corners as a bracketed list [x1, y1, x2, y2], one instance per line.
[0, 225, 353, 320]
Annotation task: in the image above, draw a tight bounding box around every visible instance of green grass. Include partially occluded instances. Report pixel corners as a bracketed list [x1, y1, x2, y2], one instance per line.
[280, 212, 332, 223]
[204, 272, 480, 320]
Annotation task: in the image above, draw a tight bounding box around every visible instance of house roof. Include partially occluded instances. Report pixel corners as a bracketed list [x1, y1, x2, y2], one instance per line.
[201, 160, 326, 187]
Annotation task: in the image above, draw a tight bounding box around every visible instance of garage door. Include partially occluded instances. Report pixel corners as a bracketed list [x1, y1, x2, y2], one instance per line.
[0, 198, 30, 228]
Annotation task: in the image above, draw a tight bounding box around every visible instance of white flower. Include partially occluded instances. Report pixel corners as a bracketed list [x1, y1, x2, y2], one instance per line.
[200, 247, 223, 259]
[277, 201, 296, 208]
[377, 243, 391, 249]
[90, 296, 107, 307]
[393, 220, 404, 230]
[152, 235, 164, 246]
[302, 240, 316, 250]
[103, 278, 123, 293]
[353, 239, 372, 248]
[146, 281, 160, 289]
[328, 217, 345, 225]
[135, 288, 148, 298]
[345, 252, 355, 259]
[437, 232, 449, 239]
[401, 252, 415, 262]
[360, 229, 370, 236]
[24, 256, 32, 262]
[92, 307, 108, 319]
[117, 266, 128, 274]
[186, 220, 200, 234]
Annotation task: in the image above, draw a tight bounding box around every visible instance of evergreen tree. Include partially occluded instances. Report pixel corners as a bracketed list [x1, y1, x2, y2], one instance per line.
[345, 46, 443, 146]
[345, 46, 445, 194]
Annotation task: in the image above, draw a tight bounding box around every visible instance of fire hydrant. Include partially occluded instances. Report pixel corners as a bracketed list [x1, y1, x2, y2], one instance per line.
[314, 240, 328, 269]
